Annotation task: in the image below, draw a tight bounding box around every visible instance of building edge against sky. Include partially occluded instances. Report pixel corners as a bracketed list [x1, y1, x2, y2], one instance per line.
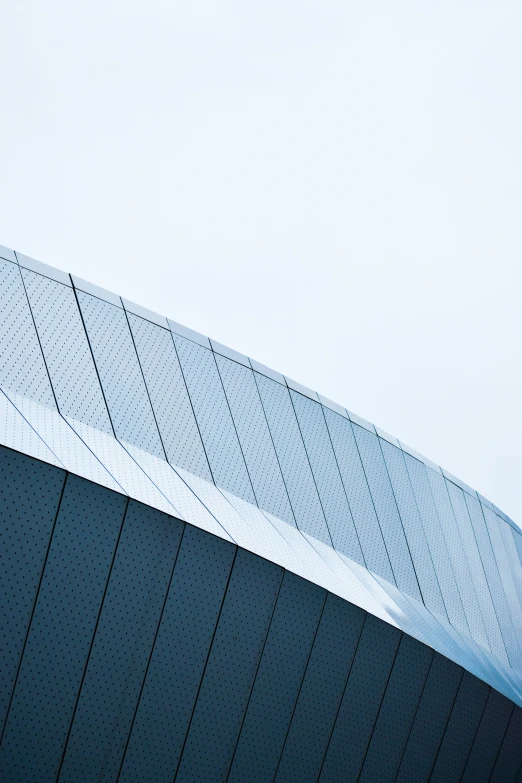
[1, 240, 522, 780]
[0, 241, 516, 534]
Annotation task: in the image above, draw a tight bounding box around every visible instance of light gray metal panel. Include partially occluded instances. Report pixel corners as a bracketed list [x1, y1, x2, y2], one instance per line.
[427, 468, 490, 650]
[465, 493, 522, 671]
[285, 377, 319, 401]
[379, 437, 447, 619]
[76, 291, 165, 457]
[290, 390, 365, 565]
[318, 394, 348, 419]
[322, 407, 395, 584]
[173, 333, 256, 504]
[127, 313, 211, 480]
[499, 521, 522, 615]
[71, 275, 122, 307]
[214, 354, 295, 525]
[446, 480, 508, 665]
[0, 244, 16, 262]
[249, 358, 286, 385]
[0, 259, 56, 407]
[168, 318, 211, 348]
[210, 339, 250, 368]
[482, 506, 522, 652]
[254, 371, 332, 545]
[348, 410, 375, 433]
[122, 298, 169, 328]
[404, 453, 470, 635]
[16, 253, 71, 287]
[352, 423, 422, 602]
[22, 269, 112, 432]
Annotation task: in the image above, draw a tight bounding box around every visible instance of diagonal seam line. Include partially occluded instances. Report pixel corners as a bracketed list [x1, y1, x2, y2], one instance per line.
[0, 469, 68, 747]
[55, 497, 130, 782]
[115, 519, 188, 782]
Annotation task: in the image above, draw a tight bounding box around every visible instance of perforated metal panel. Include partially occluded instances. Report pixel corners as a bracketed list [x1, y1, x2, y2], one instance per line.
[127, 314, 211, 480]
[22, 269, 112, 432]
[254, 372, 331, 544]
[352, 424, 421, 602]
[0, 259, 55, 407]
[215, 354, 295, 525]
[173, 334, 256, 503]
[290, 391, 365, 565]
[76, 291, 164, 457]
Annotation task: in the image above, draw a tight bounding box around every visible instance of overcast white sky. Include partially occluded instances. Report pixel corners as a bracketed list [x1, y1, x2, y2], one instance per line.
[1, 1, 520, 522]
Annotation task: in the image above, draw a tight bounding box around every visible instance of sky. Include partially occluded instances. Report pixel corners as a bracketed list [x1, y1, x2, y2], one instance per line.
[1, 1, 521, 522]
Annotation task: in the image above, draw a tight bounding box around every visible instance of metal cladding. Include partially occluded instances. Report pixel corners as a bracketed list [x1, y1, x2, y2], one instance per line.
[1, 242, 522, 781]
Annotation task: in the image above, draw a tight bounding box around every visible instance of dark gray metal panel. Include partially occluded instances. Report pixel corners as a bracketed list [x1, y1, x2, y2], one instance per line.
[0, 446, 65, 734]
[0, 474, 127, 783]
[118, 526, 236, 783]
[358, 634, 434, 783]
[395, 653, 463, 783]
[58, 501, 185, 783]
[319, 614, 402, 783]
[174, 548, 283, 783]
[429, 670, 490, 783]
[461, 688, 514, 783]
[274, 595, 366, 783]
[490, 706, 522, 783]
[227, 571, 326, 783]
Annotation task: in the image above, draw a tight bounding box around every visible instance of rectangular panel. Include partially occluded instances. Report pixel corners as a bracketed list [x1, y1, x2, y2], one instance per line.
[380, 439, 446, 618]
[358, 634, 434, 783]
[118, 526, 236, 783]
[404, 455, 469, 634]
[227, 572, 326, 783]
[274, 595, 366, 783]
[0, 447, 65, 733]
[76, 291, 164, 457]
[396, 653, 464, 783]
[461, 689, 514, 783]
[429, 670, 490, 783]
[482, 507, 522, 661]
[173, 333, 256, 503]
[254, 372, 332, 544]
[22, 269, 112, 432]
[58, 502, 184, 783]
[322, 407, 395, 583]
[127, 314, 211, 480]
[465, 493, 521, 670]
[489, 705, 522, 783]
[446, 480, 508, 663]
[426, 469, 490, 648]
[352, 424, 421, 601]
[0, 258, 55, 407]
[0, 475, 127, 782]
[319, 615, 402, 783]
[215, 354, 295, 525]
[174, 549, 283, 783]
[290, 391, 365, 565]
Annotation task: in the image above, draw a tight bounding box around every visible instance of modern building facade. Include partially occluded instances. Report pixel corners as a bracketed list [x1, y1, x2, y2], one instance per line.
[0, 241, 521, 782]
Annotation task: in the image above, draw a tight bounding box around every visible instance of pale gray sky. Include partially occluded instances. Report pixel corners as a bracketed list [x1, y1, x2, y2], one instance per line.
[1, 1, 521, 521]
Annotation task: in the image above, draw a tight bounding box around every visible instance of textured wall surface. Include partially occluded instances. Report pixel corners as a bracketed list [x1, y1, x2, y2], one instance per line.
[1, 445, 521, 783]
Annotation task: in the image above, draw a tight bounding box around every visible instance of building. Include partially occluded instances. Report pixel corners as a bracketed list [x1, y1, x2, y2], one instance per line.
[0, 242, 521, 782]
